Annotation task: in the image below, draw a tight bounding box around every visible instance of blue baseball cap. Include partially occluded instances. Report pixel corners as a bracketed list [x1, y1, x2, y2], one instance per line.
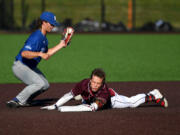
[40, 11, 60, 26]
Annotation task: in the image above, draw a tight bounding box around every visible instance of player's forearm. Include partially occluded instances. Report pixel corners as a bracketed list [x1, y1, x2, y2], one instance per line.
[21, 51, 42, 59]
[40, 92, 74, 110]
[47, 40, 66, 56]
[55, 92, 74, 107]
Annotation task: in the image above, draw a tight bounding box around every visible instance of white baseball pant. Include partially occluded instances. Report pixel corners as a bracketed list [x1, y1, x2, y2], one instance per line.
[111, 93, 146, 108]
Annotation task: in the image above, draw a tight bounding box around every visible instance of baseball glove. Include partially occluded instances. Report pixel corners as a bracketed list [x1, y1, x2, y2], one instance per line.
[62, 27, 74, 45]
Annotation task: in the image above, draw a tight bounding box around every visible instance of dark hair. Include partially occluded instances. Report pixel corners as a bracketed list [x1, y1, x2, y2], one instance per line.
[36, 18, 43, 29]
[30, 18, 43, 30]
[90, 68, 106, 83]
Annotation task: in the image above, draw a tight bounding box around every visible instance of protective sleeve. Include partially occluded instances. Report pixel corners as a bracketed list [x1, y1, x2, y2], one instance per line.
[55, 92, 74, 107]
[58, 103, 98, 112]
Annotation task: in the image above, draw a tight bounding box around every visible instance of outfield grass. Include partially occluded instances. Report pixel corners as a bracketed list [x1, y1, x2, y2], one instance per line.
[0, 33, 180, 83]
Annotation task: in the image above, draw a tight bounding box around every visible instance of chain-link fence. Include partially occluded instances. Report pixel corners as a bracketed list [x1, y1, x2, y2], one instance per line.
[0, 0, 179, 32]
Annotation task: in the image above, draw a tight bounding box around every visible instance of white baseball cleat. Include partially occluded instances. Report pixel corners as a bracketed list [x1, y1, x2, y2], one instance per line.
[148, 89, 163, 99]
[148, 89, 168, 108]
[163, 97, 168, 108]
[155, 97, 168, 108]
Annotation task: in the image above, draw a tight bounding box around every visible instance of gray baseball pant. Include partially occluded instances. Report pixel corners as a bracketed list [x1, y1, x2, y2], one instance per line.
[12, 61, 49, 104]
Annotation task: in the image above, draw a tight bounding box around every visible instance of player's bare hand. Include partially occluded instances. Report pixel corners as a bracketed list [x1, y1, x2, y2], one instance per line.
[39, 52, 50, 60]
[40, 104, 56, 110]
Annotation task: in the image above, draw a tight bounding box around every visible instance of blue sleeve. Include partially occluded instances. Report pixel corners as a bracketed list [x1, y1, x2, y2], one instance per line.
[22, 40, 38, 51]
[21, 30, 48, 53]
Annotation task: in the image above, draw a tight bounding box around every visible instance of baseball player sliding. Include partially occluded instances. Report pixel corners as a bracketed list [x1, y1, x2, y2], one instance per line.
[41, 68, 168, 112]
[6, 11, 74, 108]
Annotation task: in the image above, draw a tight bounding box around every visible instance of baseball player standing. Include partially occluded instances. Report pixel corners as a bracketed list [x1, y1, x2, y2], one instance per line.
[6, 11, 74, 108]
[41, 68, 168, 112]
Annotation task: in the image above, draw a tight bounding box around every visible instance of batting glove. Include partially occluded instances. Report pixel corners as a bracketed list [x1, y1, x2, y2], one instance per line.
[62, 27, 74, 46]
[40, 104, 57, 110]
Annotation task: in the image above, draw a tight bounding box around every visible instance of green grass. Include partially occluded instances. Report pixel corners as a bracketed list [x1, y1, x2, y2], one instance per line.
[0, 33, 180, 83]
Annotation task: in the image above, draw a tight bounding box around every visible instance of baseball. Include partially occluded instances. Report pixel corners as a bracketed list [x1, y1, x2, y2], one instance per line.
[67, 27, 73, 33]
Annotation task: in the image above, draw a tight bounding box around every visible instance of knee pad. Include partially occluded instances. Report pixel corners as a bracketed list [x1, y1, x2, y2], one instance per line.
[42, 82, 50, 90]
[37, 80, 49, 90]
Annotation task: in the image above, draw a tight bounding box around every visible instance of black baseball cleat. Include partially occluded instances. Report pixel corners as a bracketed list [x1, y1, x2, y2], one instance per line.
[6, 100, 30, 108]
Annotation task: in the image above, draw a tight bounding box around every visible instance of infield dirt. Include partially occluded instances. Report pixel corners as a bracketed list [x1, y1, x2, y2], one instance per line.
[0, 81, 180, 135]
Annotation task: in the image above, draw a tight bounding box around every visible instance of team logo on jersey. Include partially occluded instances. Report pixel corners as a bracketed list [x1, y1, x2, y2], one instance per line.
[25, 45, 32, 50]
[54, 16, 56, 21]
[43, 40, 46, 44]
[41, 48, 45, 52]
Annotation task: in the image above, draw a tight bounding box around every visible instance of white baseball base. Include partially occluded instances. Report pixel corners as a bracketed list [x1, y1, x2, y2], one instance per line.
[58, 104, 93, 112]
